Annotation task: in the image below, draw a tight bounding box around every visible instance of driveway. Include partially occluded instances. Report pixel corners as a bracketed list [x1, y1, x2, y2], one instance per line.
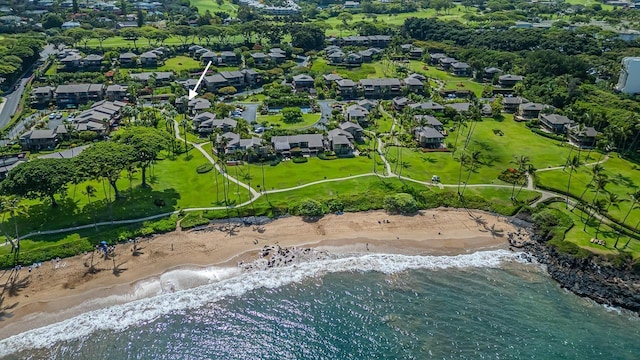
[237, 103, 259, 124]
[315, 100, 335, 130]
[38, 144, 90, 159]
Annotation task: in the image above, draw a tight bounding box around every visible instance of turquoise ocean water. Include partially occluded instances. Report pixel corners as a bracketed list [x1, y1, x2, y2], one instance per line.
[1, 250, 639, 359]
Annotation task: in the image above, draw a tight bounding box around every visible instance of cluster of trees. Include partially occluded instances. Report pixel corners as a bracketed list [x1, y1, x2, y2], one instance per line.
[1, 127, 168, 207]
[0, 34, 45, 86]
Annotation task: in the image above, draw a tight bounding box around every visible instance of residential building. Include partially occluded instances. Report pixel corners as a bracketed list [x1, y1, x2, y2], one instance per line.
[498, 74, 524, 87]
[408, 101, 445, 112]
[439, 57, 457, 70]
[392, 96, 411, 110]
[201, 51, 217, 64]
[409, 47, 424, 59]
[327, 128, 354, 155]
[414, 115, 443, 130]
[446, 102, 471, 113]
[323, 73, 343, 85]
[292, 74, 315, 91]
[119, 52, 137, 67]
[19, 129, 59, 151]
[502, 96, 529, 113]
[429, 53, 446, 65]
[220, 51, 238, 65]
[30, 86, 55, 107]
[403, 76, 424, 93]
[567, 125, 598, 148]
[616, 57, 640, 94]
[139, 51, 159, 67]
[61, 21, 81, 30]
[539, 113, 574, 134]
[451, 62, 471, 76]
[55, 83, 105, 108]
[518, 102, 546, 120]
[335, 79, 357, 99]
[271, 134, 325, 155]
[345, 104, 369, 123]
[106, 84, 128, 102]
[192, 112, 217, 127]
[83, 54, 104, 68]
[359, 78, 401, 99]
[204, 74, 228, 92]
[344, 1, 360, 8]
[60, 53, 82, 70]
[242, 68, 261, 86]
[327, 51, 345, 64]
[198, 117, 237, 134]
[339, 121, 364, 141]
[357, 99, 377, 111]
[215, 132, 264, 154]
[220, 70, 246, 88]
[414, 127, 445, 148]
[251, 52, 268, 65]
[347, 53, 363, 65]
[268, 52, 286, 63]
[484, 67, 502, 80]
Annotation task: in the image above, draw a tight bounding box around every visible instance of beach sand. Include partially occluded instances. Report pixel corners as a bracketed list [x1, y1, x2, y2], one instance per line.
[0, 209, 527, 339]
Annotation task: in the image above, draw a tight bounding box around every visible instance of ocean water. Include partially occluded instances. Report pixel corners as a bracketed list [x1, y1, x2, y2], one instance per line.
[2, 250, 640, 359]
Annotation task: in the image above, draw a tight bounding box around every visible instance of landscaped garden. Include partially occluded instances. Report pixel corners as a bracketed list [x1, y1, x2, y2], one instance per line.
[257, 112, 321, 130]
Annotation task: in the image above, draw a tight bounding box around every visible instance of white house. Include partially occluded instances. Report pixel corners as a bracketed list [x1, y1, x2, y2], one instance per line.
[616, 57, 640, 94]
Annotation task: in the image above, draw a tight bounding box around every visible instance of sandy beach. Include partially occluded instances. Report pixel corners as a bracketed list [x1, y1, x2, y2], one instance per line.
[0, 209, 527, 339]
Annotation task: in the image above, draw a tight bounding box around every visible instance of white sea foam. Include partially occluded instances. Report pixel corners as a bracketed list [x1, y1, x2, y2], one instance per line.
[0, 250, 526, 357]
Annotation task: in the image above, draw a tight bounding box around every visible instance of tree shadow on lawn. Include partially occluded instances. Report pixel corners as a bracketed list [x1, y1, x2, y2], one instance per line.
[608, 172, 637, 189]
[8, 188, 181, 235]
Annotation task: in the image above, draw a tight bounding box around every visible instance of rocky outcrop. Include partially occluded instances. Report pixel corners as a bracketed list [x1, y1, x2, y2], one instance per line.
[518, 235, 640, 314]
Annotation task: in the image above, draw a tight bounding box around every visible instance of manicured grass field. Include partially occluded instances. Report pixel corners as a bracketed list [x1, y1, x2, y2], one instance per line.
[537, 155, 640, 229]
[256, 113, 321, 129]
[190, 0, 238, 15]
[157, 56, 203, 73]
[385, 115, 590, 185]
[408, 61, 485, 97]
[237, 156, 377, 190]
[321, 6, 475, 36]
[0, 149, 250, 237]
[310, 59, 395, 80]
[548, 203, 640, 258]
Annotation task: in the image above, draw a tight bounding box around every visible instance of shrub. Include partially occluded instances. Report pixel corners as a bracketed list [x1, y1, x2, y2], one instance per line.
[318, 152, 337, 160]
[180, 212, 211, 230]
[384, 193, 419, 214]
[294, 198, 325, 218]
[196, 163, 214, 174]
[327, 198, 344, 212]
[292, 156, 308, 163]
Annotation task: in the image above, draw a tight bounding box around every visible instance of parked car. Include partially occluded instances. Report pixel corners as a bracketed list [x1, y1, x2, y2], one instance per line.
[49, 113, 56, 119]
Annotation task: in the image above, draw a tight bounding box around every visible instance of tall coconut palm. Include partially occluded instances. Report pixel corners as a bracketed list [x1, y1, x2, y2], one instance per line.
[572, 163, 604, 212]
[510, 155, 530, 199]
[595, 192, 625, 239]
[179, 118, 190, 158]
[0, 196, 26, 264]
[615, 191, 640, 248]
[584, 198, 607, 232]
[83, 185, 97, 229]
[456, 152, 470, 197]
[515, 163, 536, 200]
[623, 217, 640, 249]
[582, 173, 608, 225]
[461, 150, 483, 198]
[564, 154, 581, 208]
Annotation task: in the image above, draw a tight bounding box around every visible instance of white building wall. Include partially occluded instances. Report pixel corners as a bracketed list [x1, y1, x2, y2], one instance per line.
[617, 57, 640, 94]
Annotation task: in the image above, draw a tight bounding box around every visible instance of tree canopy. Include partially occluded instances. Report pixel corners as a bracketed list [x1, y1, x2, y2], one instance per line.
[1, 158, 74, 207]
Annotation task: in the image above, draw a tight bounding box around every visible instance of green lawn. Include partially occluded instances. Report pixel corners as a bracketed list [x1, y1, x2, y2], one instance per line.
[157, 56, 203, 73]
[321, 6, 475, 37]
[0, 149, 250, 237]
[190, 0, 238, 15]
[385, 115, 590, 185]
[408, 61, 485, 97]
[548, 203, 640, 258]
[257, 113, 321, 129]
[311, 59, 395, 80]
[237, 156, 376, 190]
[537, 155, 640, 229]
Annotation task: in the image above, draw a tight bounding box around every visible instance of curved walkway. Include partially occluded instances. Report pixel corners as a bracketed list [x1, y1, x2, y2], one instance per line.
[4, 122, 617, 242]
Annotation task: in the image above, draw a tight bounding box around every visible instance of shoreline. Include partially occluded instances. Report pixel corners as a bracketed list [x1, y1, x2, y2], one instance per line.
[0, 209, 523, 339]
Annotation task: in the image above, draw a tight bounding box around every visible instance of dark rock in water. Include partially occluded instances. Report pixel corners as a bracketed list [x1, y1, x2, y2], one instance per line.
[523, 241, 640, 315]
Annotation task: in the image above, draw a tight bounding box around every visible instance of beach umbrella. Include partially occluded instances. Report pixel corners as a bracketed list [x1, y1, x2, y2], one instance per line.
[100, 241, 108, 245]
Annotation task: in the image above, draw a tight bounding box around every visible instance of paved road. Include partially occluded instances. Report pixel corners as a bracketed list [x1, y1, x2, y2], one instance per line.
[314, 100, 335, 129]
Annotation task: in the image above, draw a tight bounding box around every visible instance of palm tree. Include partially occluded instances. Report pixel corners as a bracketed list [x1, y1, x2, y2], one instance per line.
[451, 116, 467, 157]
[510, 155, 530, 199]
[595, 192, 625, 239]
[456, 152, 470, 196]
[564, 154, 581, 208]
[461, 150, 483, 197]
[582, 173, 608, 225]
[0, 196, 26, 264]
[622, 218, 640, 249]
[572, 163, 604, 212]
[83, 185, 97, 229]
[615, 191, 640, 248]
[515, 163, 536, 200]
[584, 198, 607, 232]
[179, 118, 190, 158]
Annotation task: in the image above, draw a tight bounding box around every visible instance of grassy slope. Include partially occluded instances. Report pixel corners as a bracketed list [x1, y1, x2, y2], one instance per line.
[385, 115, 590, 184]
[311, 58, 395, 80]
[537, 155, 640, 228]
[408, 61, 485, 97]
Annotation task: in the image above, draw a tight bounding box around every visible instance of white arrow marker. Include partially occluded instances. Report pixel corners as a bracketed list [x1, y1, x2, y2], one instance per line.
[188, 60, 213, 100]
